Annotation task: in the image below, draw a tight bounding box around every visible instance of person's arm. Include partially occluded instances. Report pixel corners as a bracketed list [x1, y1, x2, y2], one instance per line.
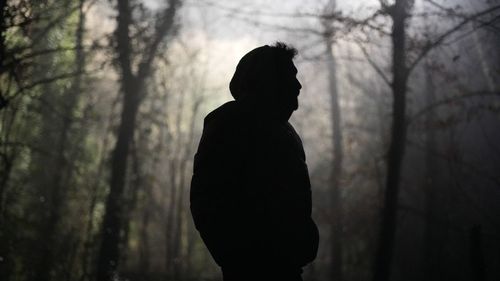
[254, 123, 319, 268]
[190, 110, 256, 266]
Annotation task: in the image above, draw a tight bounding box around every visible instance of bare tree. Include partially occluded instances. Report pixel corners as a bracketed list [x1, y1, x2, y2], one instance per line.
[33, 1, 89, 280]
[95, 1, 182, 280]
[371, 1, 411, 280]
[321, 1, 344, 280]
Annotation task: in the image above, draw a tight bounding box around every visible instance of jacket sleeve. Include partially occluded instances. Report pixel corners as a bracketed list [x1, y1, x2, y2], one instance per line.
[254, 123, 319, 267]
[190, 113, 259, 266]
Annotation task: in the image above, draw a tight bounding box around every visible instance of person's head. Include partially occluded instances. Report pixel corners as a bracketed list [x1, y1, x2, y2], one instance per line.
[229, 42, 302, 121]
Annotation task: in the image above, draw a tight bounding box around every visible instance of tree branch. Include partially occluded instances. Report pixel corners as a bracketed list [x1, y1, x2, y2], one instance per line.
[406, 138, 500, 190]
[2, 44, 105, 70]
[408, 4, 500, 73]
[407, 91, 500, 125]
[137, 0, 182, 82]
[354, 40, 391, 87]
[9, 71, 85, 99]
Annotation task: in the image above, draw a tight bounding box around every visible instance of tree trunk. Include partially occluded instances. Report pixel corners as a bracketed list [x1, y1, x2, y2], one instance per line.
[139, 195, 151, 279]
[95, 0, 181, 279]
[172, 86, 185, 280]
[423, 56, 439, 281]
[181, 97, 202, 277]
[0, 0, 8, 110]
[172, 95, 201, 279]
[35, 1, 86, 279]
[469, 225, 485, 281]
[96, 2, 141, 269]
[80, 96, 119, 281]
[0, 0, 8, 209]
[165, 85, 185, 278]
[471, 22, 496, 92]
[165, 151, 179, 277]
[372, 1, 409, 280]
[325, 36, 344, 281]
[96, 79, 141, 281]
[120, 139, 143, 267]
[173, 169, 184, 280]
[0, 0, 6, 63]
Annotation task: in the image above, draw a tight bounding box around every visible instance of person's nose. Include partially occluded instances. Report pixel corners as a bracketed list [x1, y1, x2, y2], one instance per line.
[296, 78, 302, 91]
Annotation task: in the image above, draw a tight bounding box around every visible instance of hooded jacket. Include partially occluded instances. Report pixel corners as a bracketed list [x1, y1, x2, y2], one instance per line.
[190, 100, 319, 271]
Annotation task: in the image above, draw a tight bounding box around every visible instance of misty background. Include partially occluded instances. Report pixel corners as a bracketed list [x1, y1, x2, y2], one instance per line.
[1, 0, 499, 281]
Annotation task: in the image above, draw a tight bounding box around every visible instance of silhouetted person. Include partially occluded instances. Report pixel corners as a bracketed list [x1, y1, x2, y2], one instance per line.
[190, 42, 319, 281]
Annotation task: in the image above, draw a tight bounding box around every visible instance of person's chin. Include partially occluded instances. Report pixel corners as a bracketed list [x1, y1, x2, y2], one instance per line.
[276, 109, 293, 121]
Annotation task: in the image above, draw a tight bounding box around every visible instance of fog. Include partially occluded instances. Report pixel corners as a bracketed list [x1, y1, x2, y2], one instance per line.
[1, 0, 499, 281]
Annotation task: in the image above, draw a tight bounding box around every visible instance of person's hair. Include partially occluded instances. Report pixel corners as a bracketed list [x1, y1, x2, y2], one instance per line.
[272, 41, 298, 61]
[229, 42, 298, 100]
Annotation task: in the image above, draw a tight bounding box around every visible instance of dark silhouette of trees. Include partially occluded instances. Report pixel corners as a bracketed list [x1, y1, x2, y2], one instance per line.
[1, 1, 499, 280]
[32, 2, 89, 280]
[321, 1, 344, 279]
[422, 54, 440, 281]
[367, 2, 500, 280]
[0, 1, 94, 280]
[95, 0, 182, 280]
[372, 1, 411, 280]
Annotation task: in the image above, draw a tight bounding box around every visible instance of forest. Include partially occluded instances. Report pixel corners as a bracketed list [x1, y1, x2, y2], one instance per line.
[0, 0, 499, 281]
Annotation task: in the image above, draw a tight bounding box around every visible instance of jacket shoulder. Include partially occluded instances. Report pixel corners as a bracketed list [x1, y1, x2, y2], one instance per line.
[204, 101, 241, 125]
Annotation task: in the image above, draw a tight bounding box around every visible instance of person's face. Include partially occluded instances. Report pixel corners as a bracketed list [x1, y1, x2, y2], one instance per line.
[275, 59, 302, 119]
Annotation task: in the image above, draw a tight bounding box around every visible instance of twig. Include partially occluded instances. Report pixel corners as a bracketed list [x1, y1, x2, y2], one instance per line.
[354, 40, 392, 87]
[407, 4, 500, 73]
[406, 138, 500, 187]
[407, 91, 500, 125]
